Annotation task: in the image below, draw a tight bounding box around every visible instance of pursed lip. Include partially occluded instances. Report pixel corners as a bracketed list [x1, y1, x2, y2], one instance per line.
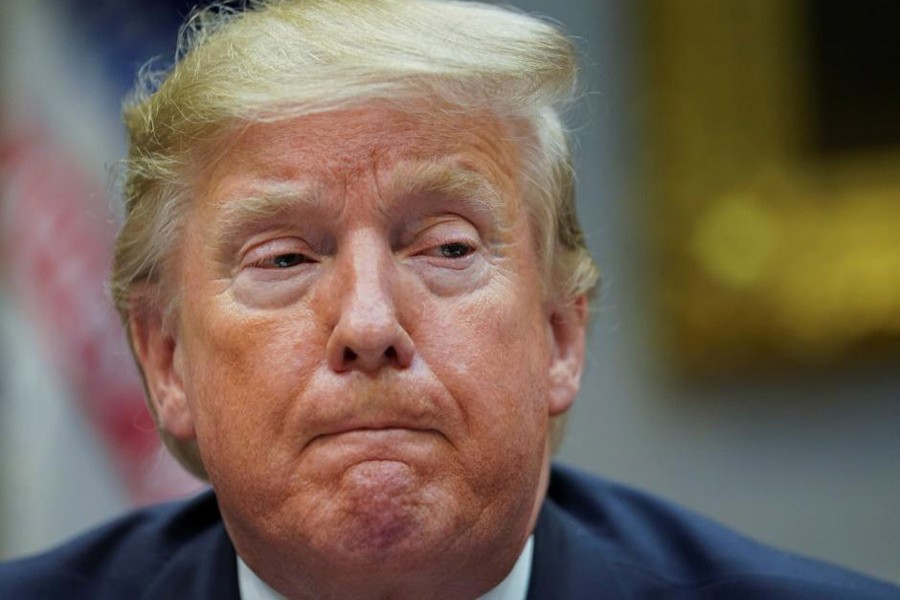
[313, 422, 439, 441]
[305, 421, 444, 454]
[296, 370, 454, 451]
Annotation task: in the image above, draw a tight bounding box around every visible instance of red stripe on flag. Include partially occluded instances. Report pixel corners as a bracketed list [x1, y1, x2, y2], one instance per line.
[1, 126, 199, 504]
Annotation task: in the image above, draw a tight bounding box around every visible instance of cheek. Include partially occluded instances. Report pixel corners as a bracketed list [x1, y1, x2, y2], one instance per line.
[179, 306, 321, 462]
[428, 289, 551, 446]
[445, 272, 550, 389]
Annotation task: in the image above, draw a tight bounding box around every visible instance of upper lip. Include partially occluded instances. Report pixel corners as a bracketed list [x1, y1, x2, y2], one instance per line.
[317, 420, 433, 437]
[297, 375, 449, 448]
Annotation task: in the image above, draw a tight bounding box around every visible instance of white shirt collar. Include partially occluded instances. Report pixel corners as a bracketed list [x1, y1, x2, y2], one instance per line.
[237, 535, 534, 600]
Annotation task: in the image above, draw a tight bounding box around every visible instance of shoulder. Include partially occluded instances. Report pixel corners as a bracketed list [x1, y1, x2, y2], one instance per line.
[0, 489, 237, 600]
[532, 463, 900, 599]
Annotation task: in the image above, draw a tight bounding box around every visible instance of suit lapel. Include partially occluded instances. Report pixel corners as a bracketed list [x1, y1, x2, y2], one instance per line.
[527, 497, 628, 600]
[139, 515, 240, 600]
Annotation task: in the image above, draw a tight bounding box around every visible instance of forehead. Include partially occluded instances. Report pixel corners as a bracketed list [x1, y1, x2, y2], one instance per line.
[193, 105, 525, 213]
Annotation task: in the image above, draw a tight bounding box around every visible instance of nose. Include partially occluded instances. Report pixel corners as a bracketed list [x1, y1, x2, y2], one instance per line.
[325, 238, 415, 374]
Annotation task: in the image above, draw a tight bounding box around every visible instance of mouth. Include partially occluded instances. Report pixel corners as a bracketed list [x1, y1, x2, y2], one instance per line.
[314, 425, 438, 443]
[306, 425, 444, 463]
[314, 413, 440, 438]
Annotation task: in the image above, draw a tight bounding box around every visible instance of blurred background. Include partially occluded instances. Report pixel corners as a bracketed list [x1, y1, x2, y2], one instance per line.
[1, 0, 898, 585]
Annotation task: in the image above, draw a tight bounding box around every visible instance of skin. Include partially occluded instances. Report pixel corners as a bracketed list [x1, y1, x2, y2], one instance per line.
[130, 104, 587, 600]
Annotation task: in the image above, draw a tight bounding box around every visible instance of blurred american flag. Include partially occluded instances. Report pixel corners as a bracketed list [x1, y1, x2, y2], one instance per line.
[1, 0, 213, 553]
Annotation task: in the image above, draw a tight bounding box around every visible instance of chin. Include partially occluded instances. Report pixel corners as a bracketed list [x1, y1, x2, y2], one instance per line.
[318, 460, 461, 565]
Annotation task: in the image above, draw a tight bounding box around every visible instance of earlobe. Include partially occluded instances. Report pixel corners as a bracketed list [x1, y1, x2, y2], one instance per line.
[547, 294, 588, 417]
[128, 298, 196, 441]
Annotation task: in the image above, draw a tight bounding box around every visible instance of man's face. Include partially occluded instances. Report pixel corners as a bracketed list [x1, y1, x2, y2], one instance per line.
[133, 104, 585, 595]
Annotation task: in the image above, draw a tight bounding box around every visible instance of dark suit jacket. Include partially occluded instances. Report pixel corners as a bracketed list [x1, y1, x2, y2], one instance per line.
[1, 464, 897, 599]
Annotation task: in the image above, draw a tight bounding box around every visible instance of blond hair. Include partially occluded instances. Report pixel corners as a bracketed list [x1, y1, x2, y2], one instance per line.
[112, 0, 600, 478]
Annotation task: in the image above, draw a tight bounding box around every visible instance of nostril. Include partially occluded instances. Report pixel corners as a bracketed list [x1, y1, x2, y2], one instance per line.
[385, 346, 397, 360]
[344, 348, 358, 362]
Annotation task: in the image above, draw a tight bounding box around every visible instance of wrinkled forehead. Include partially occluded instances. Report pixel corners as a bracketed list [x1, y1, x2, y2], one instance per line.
[188, 104, 529, 221]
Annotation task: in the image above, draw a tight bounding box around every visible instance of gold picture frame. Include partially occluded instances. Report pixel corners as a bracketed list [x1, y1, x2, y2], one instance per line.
[644, 1, 900, 375]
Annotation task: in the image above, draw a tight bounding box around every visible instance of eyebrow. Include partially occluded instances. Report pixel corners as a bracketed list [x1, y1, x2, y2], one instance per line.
[210, 160, 510, 252]
[382, 159, 508, 227]
[213, 182, 324, 247]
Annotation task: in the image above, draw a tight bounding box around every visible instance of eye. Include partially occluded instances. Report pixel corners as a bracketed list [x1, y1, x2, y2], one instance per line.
[439, 242, 474, 258]
[251, 252, 313, 269]
[273, 253, 308, 268]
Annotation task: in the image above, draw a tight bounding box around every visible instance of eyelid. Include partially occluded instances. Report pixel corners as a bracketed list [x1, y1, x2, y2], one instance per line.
[410, 216, 480, 248]
[408, 219, 482, 273]
[240, 236, 315, 269]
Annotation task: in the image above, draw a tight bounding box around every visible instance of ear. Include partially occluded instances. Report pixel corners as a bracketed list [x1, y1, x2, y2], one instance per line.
[128, 298, 196, 441]
[547, 294, 588, 417]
